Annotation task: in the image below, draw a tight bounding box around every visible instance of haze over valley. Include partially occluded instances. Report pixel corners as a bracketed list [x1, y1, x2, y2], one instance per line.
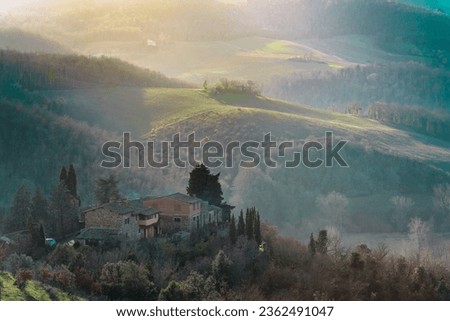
[1, 1, 450, 301]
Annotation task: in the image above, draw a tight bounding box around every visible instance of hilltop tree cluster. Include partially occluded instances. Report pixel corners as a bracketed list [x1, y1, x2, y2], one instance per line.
[205, 78, 261, 96]
[229, 208, 262, 246]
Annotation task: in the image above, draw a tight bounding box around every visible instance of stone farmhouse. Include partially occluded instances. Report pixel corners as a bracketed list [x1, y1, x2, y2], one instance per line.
[76, 193, 223, 244]
[77, 199, 160, 245]
[143, 193, 223, 234]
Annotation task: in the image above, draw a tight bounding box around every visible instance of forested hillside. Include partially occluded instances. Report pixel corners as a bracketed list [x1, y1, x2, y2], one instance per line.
[0, 51, 186, 209]
[266, 62, 450, 110]
[0, 50, 186, 95]
[245, 0, 450, 66]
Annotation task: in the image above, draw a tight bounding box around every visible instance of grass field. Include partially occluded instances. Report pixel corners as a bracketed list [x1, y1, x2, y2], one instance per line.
[0, 272, 82, 301]
[47, 86, 450, 169]
[40, 85, 450, 233]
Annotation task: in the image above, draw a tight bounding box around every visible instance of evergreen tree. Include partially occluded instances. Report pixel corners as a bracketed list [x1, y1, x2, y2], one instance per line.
[205, 173, 224, 207]
[245, 208, 254, 240]
[187, 164, 223, 206]
[67, 164, 78, 198]
[229, 215, 237, 245]
[308, 232, 316, 256]
[317, 230, 328, 255]
[211, 250, 233, 286]
[59, 166, 67, 182]
[187, 164, 209, 198]
[49, 181, 79, 239]
[237, 210, 245, 236]
[220, 202, 235, 222]
[254, 211, 262, 245]
[95, 174, 120, 204]
[28, 221, 46, 250]
[30, 188, 49, 224]
[5, 186, 32, 232]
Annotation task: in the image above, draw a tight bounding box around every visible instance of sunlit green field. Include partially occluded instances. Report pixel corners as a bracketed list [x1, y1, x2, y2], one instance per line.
[43, 86, 450, 172]
[0, 272, 83, 301]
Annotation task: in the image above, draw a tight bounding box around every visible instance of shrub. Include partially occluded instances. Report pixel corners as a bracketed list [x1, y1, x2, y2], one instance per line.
[3, 253, 33, 274]
[207, 78, 261, 95]
[100, 261, 154, 300]
[15, 268, 34, 289]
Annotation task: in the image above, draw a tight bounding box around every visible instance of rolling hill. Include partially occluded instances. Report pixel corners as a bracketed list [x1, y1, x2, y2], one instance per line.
[0, 50, 448, 234]
[36, 85, 450, 235]
[0, 51, 187, 210]
[0, 28, 69, 54]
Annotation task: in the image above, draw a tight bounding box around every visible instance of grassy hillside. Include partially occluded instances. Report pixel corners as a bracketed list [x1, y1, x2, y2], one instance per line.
[0, 46, 449, 234]
[42, 86, 450, 234]
[0, 272, 83, 301]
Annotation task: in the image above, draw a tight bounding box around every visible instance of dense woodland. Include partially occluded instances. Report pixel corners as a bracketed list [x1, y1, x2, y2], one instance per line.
[1, 164, 450, 300]
[367, 103, 450, 142]
[0, 50, 186, 94]
[266, 62, 450, 141]
[266, 62, 450, 111]
[0, 50, 186, 209]
[1, 217, 450, 300]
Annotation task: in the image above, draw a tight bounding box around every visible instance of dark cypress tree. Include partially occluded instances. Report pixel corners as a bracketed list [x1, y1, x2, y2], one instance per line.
[317, 230, 328, 255]
[254, 211, 262, 245]
[28, 221, 46, 250]
[245, 208, 254, 240]
[30, 188, 49, 224]
[308, 232, 316, 256]
[237, 209, 245, 236]
[50, 181, 79, 239]
[59, 166, 67, 182]
[229, 215, 237, 245]
[5, 186, 32, 232]
[67, 164, 77, 198]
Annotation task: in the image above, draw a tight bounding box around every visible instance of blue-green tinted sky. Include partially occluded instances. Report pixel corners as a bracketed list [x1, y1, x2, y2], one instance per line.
[401, 0, 450, 11]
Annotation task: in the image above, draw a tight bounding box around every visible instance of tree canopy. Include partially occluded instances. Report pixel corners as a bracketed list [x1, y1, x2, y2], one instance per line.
[186, 164, 223, 207]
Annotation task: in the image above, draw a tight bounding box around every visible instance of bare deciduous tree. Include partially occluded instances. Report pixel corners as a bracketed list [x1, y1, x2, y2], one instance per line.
[433, 184, 450, 213]
[326, 226, 344, 261]
[408, 217, 430, 265]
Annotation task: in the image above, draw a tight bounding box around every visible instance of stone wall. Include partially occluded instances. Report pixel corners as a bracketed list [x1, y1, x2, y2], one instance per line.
[85, 207, 121, 229]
